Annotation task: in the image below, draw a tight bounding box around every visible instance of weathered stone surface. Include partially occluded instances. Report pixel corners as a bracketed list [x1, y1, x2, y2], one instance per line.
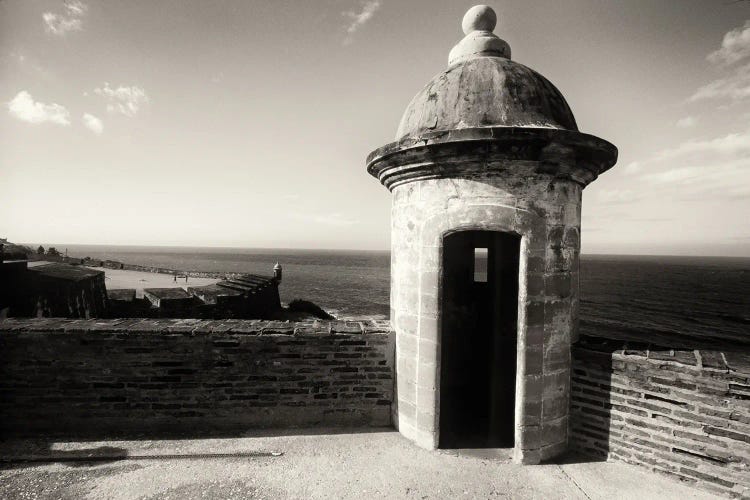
[0, 318, 395, 435]
[571, 335, 750, 499]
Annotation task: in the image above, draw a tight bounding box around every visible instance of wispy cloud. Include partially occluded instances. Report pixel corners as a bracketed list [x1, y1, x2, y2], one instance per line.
[651, 129, 750, 161]
[343, 0, 381, 44]
[708, 20, 750, 66]
[632, 128, 750, 200]
[6, 51, 52, 79]
[675, 116, 697, 128]
[43, 1, 88, 36]
[595, 189, 644, 204]
[94, 83, 148, 117]
[690, 62, 750, 102]
[691, 20, 750, 102]
[82, 113, 103, 135]
[622, 161, 641, 175]
[7, 91, 70, 125]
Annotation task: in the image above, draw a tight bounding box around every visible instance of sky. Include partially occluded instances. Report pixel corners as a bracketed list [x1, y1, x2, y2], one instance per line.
[1, 0, 749, 256]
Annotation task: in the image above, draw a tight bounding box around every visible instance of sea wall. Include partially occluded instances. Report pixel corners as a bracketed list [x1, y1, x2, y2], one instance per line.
[0, 318, 394, 436]
[570, 335, 750, 499]
[29, 255, 235, 280]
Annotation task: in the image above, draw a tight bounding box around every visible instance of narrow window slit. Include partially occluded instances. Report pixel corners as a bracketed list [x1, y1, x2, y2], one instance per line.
[474, 247, 488, 282]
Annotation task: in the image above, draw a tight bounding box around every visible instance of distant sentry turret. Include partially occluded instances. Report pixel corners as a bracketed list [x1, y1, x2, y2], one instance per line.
[273, 262, 282, 283]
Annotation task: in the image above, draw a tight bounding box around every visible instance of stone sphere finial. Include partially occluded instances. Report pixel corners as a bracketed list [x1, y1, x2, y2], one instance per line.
[462, 5, 497, 35]
[449, 5, 510, 65]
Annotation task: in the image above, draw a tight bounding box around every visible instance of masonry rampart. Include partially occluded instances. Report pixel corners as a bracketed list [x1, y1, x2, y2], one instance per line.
[570, 335, 750, 499]
[0, 318, 394, 437]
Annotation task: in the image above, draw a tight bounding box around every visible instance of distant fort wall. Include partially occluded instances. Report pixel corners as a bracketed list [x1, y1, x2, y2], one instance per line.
[33, 255, 247, 280]
[0, 318, 394, 436]
[1, 262, 108, 319]
[570, 335, 750, 498]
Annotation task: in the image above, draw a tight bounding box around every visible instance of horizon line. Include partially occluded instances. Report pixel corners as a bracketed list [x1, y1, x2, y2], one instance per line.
[13, 241, 750, 259]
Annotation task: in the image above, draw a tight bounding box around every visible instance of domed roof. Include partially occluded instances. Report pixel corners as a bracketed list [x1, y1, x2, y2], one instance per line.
[395, 5, 578, 141]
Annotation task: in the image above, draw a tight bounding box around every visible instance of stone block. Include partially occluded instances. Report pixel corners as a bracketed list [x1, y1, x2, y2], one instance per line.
[396, 398, 418, 422]
[526, 254, 546, 275]
[396, 355, 417, 385]
[526, 273, 544, 298]
[526, 300, 545, 328]
[544, 342, 570, 372]
[418, 337, 439, 364]
[412, 427, 439, 450]
[543, 370, 570, 400]
[519, 399, 542, 426]
[524, 325, 544, 348]
[545, 246, 574, 273]
[563, 226, 580, 249]
[517, 425, 542, 449]
[541, 416, 568, 447]
[547, 225, 566, 248]
[544, 272, 572, 299]
[395, 314, 418, 336]
[418, 314, 439, 342]
[416, 408, 437, 432]
[397, 333, 418, 358]
[521, 344, 544, 376]
[539, 439, 568, 461]
[523, 373, 544, 396]
[513, 447, 541, 465]
[420, 290, 439, 317]
[544, 299, 572, 332]
[416, 371, 438, 394]
[542, 391, 568, 420]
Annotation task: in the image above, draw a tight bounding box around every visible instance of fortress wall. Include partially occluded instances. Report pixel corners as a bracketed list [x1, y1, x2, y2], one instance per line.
[0, 318, 394, 436]
[570, 335, 750, 499]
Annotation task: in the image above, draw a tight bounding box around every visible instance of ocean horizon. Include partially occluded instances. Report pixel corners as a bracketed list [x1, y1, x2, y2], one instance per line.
[27, 244, 750, 349]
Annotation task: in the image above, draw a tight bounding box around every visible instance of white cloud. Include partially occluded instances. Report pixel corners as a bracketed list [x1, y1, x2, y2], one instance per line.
[7, 91, 70, 126]
[94, 83, 148, 117]
[64, 0, 87, 17]
[708, 20, 750, 66]
[642, 158, 750, 200]
[652, 129, 750, 162]
[690, 62, 750, 102]
[691, 21, 750, 102]
[596, 189, 641, 204]
[343, 0, 381, 44]
[633, 128, 750, 200]
[43, 1, 88, 36]
[623, 161, 641, 175]
[82, 113, 103, 135]
[675, 116, 697, 128]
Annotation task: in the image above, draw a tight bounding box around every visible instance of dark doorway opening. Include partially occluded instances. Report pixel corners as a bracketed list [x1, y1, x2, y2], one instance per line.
[439, 230, 520, 449]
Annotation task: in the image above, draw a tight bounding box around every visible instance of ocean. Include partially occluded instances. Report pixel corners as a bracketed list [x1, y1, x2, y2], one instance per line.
[60, 245, 749, 348]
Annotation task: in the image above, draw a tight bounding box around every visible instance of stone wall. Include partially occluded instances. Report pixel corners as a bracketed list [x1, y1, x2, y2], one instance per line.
[24, 265, 108, 319]
[570, 335, 750, 499]
[0, 318, 394, 436]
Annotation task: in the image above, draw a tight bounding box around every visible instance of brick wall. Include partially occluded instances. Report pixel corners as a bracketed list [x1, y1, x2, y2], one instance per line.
[571, 335, 750, 499]
[0, 318, 394, 436]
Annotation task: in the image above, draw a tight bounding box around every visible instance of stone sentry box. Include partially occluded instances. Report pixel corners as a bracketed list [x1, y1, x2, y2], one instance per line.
[367, 6, 618, 464]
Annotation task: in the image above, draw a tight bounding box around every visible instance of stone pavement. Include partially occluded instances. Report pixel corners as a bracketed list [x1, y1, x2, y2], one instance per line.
[0, 429, 720, 499]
